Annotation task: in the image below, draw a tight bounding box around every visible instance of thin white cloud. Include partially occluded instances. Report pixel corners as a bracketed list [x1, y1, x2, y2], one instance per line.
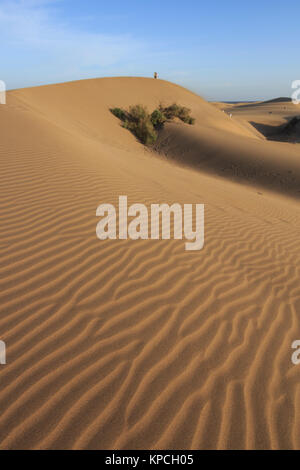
[0, 0, 146, 87]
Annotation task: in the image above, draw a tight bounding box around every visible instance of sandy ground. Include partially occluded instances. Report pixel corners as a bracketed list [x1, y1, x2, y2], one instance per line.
[0, 78, 300, 449]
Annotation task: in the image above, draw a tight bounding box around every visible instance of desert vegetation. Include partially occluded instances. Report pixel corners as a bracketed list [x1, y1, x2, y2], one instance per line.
[110, 103, 195, 146]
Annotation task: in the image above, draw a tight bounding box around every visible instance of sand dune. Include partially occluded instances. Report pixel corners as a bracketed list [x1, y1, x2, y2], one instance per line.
[154, 120, 300, 197]
[0, 77, 300, 450]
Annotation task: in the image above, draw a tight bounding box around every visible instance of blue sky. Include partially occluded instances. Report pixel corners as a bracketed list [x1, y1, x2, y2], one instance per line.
[1, 0, 299, 100]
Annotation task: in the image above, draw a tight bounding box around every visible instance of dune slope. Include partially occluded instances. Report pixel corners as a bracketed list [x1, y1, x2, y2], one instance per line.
[0, 78, 300, 450]
[154, 121, 300, 197]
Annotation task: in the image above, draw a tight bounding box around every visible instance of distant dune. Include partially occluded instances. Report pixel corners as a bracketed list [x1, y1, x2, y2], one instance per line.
[0, 77, 300, 450]
[262, 97, 292, 104]
[231, 97, 292, 108]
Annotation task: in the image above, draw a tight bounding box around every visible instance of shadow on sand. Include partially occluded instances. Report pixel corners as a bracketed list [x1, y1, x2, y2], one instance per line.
[250, 116, 300, 143]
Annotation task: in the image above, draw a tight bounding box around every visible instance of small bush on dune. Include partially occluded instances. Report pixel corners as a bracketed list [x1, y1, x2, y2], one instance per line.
[178, 106, 192, 123]
[159, 103, 195, 124]
[186, 116, 196, 125]
[160, 103, 180, 120]
[110, 107, 127, 121]
[110, 102, 195, 146]
[129, 119, 157, 146]
[150, 109, 166, 129]
[128, 104, 148, 122]
[118, 105, 156, 145]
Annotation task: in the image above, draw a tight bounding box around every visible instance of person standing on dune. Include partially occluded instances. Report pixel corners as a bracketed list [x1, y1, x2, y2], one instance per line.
[154, 72, 158, 79]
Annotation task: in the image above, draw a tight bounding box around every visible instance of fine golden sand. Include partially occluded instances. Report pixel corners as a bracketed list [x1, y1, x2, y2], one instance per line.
[0, 77, 300, 449]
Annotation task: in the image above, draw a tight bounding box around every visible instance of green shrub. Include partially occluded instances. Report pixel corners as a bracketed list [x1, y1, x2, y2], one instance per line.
[161, 103, 180, 120]
[128, 104, 148, 122]
[110, 102, 195, 146]
[129, 119, 157, 146]
[110, 107, 126, 121]
[123, 105, 156, 145]
[150, 109, 166, 129]
[159, 103, 195, 125]
[186, 117, 195, 125]
[177, 106, 191, 122]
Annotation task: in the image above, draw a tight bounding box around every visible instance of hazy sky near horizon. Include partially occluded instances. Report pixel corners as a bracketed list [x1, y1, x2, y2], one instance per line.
[1, 0, 299, 100]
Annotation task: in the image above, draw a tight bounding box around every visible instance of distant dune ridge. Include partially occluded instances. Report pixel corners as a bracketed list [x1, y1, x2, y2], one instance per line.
[0, 77, 300, 450]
